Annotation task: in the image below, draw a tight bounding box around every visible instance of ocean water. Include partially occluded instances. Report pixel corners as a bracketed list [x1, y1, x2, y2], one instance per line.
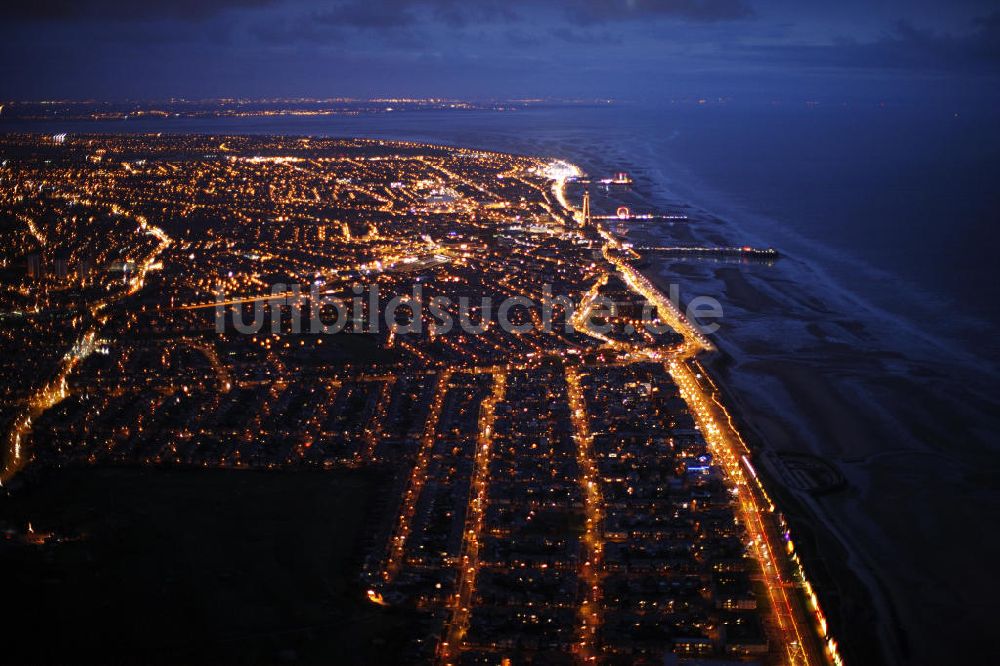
[5, 103, 998, 362]
[629, 104, 1000, 349]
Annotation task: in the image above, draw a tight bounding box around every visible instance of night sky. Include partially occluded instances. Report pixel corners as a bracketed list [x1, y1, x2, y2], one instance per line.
[1, 0, 998, 101]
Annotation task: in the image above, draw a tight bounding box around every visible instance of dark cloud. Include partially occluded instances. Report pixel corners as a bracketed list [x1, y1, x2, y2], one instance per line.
[5, 0, 752, 27]
[338, 0, 752, 28]
[571, 0, 754, 24]
[313, 1, 417, 29]
[504, 29, 542, 47]
[2, 0, 998, 100]
[550, 27, 624, 45]
[1, 0, 277, 21]
[311, 0, 519, 29]
[745, 12, 1000, 73]
[429, 0, 520, 27]
[249, 0, 751, 48]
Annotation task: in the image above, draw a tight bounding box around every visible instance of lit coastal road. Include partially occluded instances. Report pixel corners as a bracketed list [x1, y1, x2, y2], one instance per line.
[545, 160, 583, 217]
[669, 359, 826, 666]
[553, 161, 839, 666]
[601, 243, 714, 354]
[428, 161, 837, 664]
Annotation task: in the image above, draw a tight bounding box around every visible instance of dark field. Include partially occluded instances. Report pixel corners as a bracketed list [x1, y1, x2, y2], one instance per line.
[0, 466, 417, 665]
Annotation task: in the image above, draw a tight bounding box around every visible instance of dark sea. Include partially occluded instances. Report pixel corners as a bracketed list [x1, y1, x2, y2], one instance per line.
[5, 102, 999, 363]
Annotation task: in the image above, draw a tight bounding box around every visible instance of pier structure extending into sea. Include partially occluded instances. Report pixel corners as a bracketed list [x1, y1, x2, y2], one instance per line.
[635, 245, 780, 260]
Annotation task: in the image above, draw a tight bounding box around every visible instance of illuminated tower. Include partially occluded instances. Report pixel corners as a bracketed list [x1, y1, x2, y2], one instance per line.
[582, 190, 591, 227]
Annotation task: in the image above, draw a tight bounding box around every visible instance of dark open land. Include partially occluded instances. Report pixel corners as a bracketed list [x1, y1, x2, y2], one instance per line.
[0, 466, 417, 665]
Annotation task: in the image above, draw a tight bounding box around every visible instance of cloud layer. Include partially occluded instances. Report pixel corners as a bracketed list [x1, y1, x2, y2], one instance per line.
[0, 0, 997, 99]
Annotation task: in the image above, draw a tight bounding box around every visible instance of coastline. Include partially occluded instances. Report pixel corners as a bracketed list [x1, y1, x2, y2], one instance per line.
[4, 112, 998, 664]
[546, 133, 999, 665]
[623, 197, 1000, 666]
[636, 148, 1000, 371]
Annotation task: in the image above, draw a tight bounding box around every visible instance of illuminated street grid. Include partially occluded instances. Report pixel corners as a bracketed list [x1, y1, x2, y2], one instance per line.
[0, 134, 835, 665]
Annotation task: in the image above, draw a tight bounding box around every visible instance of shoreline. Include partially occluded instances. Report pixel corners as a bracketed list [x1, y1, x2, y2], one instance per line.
[640, 262, 900, 665]
[4, 118, 998, 664]
[629, 219, 999, 665]
[7, 108, 994, 369]
[553, 134, 998, 665]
